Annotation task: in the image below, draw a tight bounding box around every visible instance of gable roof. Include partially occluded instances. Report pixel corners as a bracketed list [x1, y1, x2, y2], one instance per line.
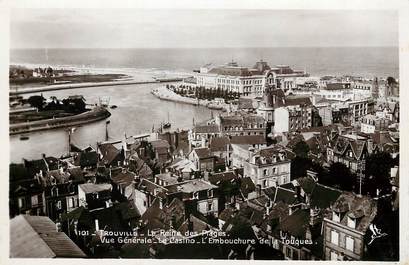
[192, 147, 213, 159]
[10, 215, 86, 258]
[98, 143, 122, 165]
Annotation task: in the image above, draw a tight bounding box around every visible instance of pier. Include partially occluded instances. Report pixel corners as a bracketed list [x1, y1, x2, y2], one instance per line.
[9, 78, 183, 96]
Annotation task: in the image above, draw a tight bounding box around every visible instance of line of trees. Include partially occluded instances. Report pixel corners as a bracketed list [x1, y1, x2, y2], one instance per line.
[26, 95, 86, 114]
[290, 140, 398, 197]
[166, 84, 240, 101]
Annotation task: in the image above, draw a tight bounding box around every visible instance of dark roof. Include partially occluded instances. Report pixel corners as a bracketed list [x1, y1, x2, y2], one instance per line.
[209, 136, 230, 152]
[111, 169, 136, 187]
[98, 143, 122, 165]
[238, 98, 256, 110]
[192, 147, 212, 159]
[230, 135, 266, 145]
[194, 124, 220, 134]
[141, 198, 185, 231]
[74, 151, 98, 168]
[150, 139, 170, 149]
[10, 215, 86, 258]
[208, 66, 258, 76]
[240, 177, 256, 198]
[279, 209, 310, 238]
[328, 192, 377, 233]
[310, 184, 342, 209]
[208, 171, 237, 185]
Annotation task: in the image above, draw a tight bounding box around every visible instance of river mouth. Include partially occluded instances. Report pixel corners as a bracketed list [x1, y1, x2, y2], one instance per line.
[9, 82, 217, 162]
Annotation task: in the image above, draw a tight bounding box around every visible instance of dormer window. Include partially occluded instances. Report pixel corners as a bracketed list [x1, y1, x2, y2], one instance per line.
[332, 211, 340, 222]
[193, 192, 199, 199]
[347, 216, 356, 229]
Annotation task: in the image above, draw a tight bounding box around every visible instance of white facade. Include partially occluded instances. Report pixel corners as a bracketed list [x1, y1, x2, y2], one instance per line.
[315, 89, 353, 101]
[273, 107, 290, 133]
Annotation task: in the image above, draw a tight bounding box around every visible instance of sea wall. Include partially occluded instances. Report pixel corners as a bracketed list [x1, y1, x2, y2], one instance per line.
[10, 106, 111, 135]
[151, 86, 228, 111]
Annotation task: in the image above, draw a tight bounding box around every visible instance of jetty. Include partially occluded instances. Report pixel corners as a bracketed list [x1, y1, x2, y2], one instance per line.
[10, 106, 111, 135]
[9, 78, 183, 96]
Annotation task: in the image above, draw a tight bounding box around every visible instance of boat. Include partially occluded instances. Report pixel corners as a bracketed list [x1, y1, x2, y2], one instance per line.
[110, 105, 118, 109]
[163, 122, 171, 129]
[20, 135, 29, 141]
[162, 112, 171, 129]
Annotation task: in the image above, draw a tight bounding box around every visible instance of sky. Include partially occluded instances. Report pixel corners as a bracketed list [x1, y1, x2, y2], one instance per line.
[10, 9, 399, 49]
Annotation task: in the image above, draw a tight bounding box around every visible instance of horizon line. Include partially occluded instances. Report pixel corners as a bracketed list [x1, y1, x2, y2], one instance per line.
[10, 45, 399, 50]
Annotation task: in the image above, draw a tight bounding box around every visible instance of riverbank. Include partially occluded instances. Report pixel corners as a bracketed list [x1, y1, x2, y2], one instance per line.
[10, 106, 111, 135]
[151, 86, 230, 111]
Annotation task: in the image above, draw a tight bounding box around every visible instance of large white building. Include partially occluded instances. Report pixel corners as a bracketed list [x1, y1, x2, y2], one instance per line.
[196, 61, 307, 97]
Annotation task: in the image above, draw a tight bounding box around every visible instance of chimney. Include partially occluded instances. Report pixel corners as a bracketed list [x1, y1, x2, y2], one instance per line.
[367, 139, 373, 154]
[55, 222, 62, 232]
[305, 226, 312, 240]
[204, 171, 209, 181]
[309, 207, 320, 226]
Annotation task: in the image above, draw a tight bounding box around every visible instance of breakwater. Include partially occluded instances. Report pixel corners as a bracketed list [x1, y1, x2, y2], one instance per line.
[10, 106, 111, 135]
[10, 78, 183, 96]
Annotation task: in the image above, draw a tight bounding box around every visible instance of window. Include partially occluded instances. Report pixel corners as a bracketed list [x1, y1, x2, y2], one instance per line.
[193, 192, 199, 199]
[332, 211, 340, 222]
[208, 202, 213, 211]
[18, 197, 25, 209]
[31, 195, 38, 206]
[330, 251, 338, 261]
[263, 179, 268, 188]
[207, 190, 213, 198]
[286, 247, 292, 258]
[263, 169, 267, 176]
[347, 216, 356, 229]
[68, 197, 73, 208]
[57, 200, 62, 210]
[346, 236, 354, 252]
[331, 230, 339, 245]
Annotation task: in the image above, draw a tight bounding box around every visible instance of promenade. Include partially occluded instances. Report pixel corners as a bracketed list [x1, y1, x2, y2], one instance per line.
[151, 86, 228, 111]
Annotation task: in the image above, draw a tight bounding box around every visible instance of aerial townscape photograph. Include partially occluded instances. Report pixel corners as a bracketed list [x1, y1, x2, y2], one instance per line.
[4, 3, 404, 262]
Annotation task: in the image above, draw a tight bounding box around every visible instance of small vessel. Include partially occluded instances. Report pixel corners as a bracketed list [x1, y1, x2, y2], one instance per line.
[163, 122, 171, 129]
[110, 105, 118, 109]
[162, 112, 171, 129]
[20, 135, 29, 141]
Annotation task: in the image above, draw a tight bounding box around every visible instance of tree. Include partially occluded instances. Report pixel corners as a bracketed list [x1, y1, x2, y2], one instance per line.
[292, 140, 310, 158]
[386, 76, 397, 86]
[27, 95, 45, 110]
[365, 152, 395, 196]
[328, 162, 355, 191]
[290, 156, 312, 180]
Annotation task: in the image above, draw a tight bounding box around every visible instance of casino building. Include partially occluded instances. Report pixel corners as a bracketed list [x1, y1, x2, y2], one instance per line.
[196, 60, 308, 97]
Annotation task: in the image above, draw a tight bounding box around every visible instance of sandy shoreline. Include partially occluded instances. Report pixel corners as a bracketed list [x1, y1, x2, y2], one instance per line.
[10, 62, 195, 83]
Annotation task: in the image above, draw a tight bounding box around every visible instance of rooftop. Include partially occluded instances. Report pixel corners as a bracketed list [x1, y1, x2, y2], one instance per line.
[10, 215, 86, 258]
[79, 183, 112, 194]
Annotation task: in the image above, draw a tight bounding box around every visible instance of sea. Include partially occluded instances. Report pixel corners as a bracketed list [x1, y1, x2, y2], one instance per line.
[9, 47, 399, 163]
[11, 47, 399, 78]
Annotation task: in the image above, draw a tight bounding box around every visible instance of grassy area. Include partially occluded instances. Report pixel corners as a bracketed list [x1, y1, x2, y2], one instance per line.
[9, 109, 82, 124]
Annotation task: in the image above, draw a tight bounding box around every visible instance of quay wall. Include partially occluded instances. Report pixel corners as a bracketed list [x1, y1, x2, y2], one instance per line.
[151, 86, 228, 111]
[10, 107, 111, 135]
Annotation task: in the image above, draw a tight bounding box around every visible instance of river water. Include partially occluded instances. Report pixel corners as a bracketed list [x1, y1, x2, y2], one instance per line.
[10, 83, 214, 163]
